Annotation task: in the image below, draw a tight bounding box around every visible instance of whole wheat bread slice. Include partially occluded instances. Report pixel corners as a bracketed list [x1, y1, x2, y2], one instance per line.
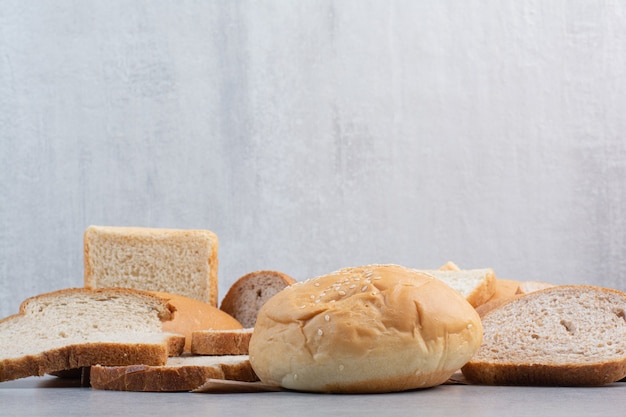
[90, 355, 257, 391]
[462, 285, 626, 386]
[0, 288, 184, 382]
[220, 270, 296, 328]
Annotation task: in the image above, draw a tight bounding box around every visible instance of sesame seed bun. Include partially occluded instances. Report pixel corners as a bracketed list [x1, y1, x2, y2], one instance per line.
[249, 264, 483, 393]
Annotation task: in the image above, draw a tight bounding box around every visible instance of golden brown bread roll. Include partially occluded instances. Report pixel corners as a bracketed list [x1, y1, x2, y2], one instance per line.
[249, 264, 483, 393]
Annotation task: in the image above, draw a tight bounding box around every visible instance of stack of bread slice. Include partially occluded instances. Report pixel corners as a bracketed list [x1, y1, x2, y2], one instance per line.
[90, 268, 299, 391]
[0, 226, 300, 391]
[81, 226, 299, 391]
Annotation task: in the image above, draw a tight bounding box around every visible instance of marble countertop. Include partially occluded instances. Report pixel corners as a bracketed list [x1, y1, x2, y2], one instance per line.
[1, 376, 625, 417]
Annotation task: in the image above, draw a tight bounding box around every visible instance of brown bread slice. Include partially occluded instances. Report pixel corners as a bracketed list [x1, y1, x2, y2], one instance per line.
[90, 355, 258, 391]
[0, 288, 184, 382]
[220, 270, 296, 328]
[462, 285, 626, 386]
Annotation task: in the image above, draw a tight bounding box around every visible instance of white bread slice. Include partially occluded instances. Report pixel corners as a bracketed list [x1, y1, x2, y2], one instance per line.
[220, 270, 296, 327]
[90, 355, 258, 391]
[462, 285, 626, 386]
[0, 288, 185, 382]
[191, 328, 253, 355]
[421, 268, 496, 307]
[84, 225, 219, 306]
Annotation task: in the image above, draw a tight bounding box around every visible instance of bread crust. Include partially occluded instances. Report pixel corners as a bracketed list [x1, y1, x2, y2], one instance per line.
[191, 328, 253, 355]
[90, 355, 258, 391]
[1, 342, 177, 382]
[462, 360, 626, 386]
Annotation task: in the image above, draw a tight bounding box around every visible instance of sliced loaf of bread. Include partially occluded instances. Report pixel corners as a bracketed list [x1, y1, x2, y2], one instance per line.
[0, 288, 185, 382]
[90, 355, 257, 391]
[462, 285, 626, 386]
[84, 226, 219, 306]
[220, 270, 296, 328]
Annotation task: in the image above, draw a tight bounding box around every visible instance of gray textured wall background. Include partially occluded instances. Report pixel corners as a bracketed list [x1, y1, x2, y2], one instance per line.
[2, 1, 626, 317]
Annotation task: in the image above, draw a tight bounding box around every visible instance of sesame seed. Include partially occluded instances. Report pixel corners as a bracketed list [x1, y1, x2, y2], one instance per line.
[373, 277, 382, 280]
[361, 285, 368, 292]
[324, 314, 330, 321]
[349, 285, 356, 289]
[467, 323, 473, 329]
[338, 290, 346, 296]
[314, 282, 320, 287]
[339, 364, 345, 371]
[317, 329, 323, 336]
[300, 305, 306, 309]
[310, 295, 315, 299]
[293, 374, 298, 380]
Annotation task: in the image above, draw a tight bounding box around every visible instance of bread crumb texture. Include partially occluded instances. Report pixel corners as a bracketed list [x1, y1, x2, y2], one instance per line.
[84, 226, 218, 306]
